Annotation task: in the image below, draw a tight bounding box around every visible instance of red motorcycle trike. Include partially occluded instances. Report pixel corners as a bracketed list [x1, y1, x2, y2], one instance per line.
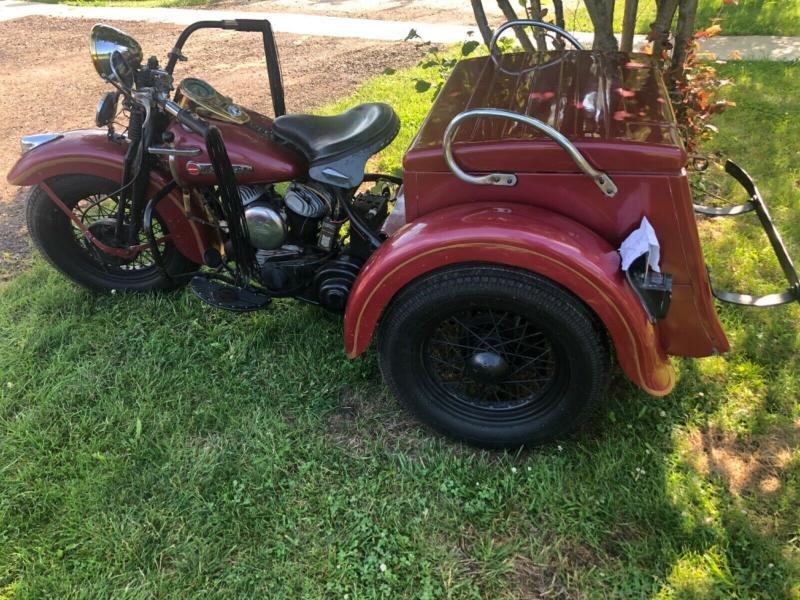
[8, 20, 798, 447]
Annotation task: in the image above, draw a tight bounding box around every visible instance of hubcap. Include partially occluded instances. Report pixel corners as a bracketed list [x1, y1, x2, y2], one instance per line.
[467, 351, 510, 383]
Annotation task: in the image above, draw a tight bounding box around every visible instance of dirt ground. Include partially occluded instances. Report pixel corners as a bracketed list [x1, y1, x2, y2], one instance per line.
[0, 16, 420, 279]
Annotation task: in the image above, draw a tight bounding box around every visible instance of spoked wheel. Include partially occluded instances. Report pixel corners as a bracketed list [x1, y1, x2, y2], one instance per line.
[423, 307, 565, 419]
[26, 175, 193, 292]
[378, 264, 610, 448]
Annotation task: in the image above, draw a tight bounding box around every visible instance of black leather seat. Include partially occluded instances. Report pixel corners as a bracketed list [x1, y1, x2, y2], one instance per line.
[271, 103, 400, 188]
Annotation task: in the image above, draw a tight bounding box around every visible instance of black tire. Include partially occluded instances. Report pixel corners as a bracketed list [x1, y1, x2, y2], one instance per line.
[26, 175, 193, 292]
[377, 264, 610, 448]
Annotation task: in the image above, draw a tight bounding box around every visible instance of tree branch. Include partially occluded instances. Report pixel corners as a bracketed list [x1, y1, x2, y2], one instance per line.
[651, 0, 680, 57]
[552, 0, 567, 49]
[621, 0, 639, 52]
[670, 0, 699, 82]
[496, 0, 535, 53]
[470, 0, 494, 48]
[583, 0, 618, 51]
[553, 0, 565, 30]
[527, 0, 548, 51]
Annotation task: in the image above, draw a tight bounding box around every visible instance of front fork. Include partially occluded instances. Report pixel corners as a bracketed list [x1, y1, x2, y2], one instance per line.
[114, 104, 150, 246]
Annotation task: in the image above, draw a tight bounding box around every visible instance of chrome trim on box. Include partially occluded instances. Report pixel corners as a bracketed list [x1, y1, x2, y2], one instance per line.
[20, 133, 62, 154]
[442, 108, 618, 197]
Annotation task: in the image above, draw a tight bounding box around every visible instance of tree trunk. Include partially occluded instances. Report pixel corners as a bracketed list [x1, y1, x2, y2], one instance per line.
[651, 0, 680, 57]
[670, 0, 699, 81]
[621, 0, 639, 52]
[470, 0, 494, 48]
[496, 0, 535, 53]
[553, 0, 566, 49]
[583, 0, 618, 51]
[527, 0, 548, 51]
[553, 0, 565, 29]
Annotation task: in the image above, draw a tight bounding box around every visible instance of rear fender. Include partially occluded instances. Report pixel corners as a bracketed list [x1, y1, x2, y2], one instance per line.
[7, 129, 211, 264]
[344, 203, 676, 396]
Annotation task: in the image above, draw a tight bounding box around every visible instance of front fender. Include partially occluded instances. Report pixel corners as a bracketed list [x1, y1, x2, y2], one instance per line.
[344, 203, 676, 396]
[7, 129, 211, 264]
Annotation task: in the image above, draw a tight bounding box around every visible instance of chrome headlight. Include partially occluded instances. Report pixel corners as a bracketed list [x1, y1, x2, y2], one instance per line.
[90, 24, 142, 88]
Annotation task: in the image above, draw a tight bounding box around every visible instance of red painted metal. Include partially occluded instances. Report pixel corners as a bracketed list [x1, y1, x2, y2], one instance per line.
[407, 51, 685, 176]
[397, 172, 728, 358]
[6, 129, 213, 264]
[167, 110, 307, 185]
[344, 202, 676, 395]
[344, 50, 729, 395]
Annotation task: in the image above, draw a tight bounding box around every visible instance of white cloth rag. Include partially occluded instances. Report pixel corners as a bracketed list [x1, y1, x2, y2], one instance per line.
[618, 216, 661, 273]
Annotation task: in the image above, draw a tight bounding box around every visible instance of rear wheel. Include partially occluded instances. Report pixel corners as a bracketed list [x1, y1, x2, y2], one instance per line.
[26, 175, 193, 292]
[377, 264, 610, 448]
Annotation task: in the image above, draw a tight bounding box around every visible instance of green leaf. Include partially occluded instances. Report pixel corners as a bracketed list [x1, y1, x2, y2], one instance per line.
[461, 40, 480, 56]
[135, 417, 142, 439]
[382, 67, 396, 75]
[414, 80, 432, 93]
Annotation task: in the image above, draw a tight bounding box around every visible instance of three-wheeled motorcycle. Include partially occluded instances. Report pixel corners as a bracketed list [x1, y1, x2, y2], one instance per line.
[7, 19, 799, 447]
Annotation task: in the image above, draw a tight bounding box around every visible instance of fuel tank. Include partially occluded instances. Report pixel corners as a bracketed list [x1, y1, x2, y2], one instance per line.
[166, 109, 307, 186]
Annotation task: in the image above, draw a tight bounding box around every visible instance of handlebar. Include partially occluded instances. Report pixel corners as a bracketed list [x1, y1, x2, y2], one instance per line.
[160, 98, 211, 138]
[132, 89, 212, 138]
[164, 19, 286, 117]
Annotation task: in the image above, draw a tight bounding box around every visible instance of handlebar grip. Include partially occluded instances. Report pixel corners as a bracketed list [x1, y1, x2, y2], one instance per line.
[162, 99, 210, 137]
[220, 19, 265, 32]
[177, 108, 211, 137]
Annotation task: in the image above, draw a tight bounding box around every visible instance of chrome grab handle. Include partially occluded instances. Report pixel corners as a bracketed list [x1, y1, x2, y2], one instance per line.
[489, 20, 583, 67]
[442, 108, 618, 198]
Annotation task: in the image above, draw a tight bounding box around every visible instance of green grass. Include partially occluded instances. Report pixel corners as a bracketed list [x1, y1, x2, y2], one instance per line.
[556, 0, 800, 37]
[1, 61, 799, 598]
[29, 0, 800, 36]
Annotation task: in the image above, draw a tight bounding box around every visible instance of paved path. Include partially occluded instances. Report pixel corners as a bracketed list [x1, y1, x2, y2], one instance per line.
[1, 0, 799, 60]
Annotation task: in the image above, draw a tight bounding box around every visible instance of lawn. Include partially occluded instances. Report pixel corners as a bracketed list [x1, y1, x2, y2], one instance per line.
[29, 0, 800, 36]
[1, 59, 799, 597]
[559, 0, 800, 37]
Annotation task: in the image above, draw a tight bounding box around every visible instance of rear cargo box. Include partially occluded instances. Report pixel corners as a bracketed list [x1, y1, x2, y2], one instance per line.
[404, 51, 686, 176]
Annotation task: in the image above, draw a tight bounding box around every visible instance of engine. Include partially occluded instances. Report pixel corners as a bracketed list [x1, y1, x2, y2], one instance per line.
[240, 182, 331, 251]
[236, 181, 388, 311]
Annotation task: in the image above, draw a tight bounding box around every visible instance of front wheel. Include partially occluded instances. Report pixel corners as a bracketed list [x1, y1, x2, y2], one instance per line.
[377, 264, 611, 448]
[26, 175, 193, 292]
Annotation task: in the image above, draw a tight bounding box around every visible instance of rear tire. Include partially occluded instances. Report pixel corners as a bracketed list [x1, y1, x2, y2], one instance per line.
[377, 264, 610, 448]
[26, 175, 193, 292]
